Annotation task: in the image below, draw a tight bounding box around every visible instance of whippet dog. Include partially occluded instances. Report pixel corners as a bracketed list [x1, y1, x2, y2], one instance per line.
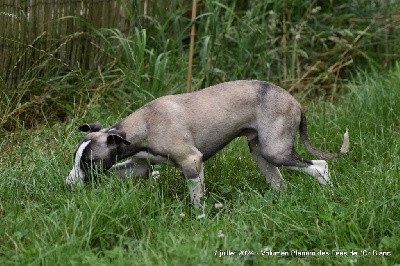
[67, 80, 349, 207]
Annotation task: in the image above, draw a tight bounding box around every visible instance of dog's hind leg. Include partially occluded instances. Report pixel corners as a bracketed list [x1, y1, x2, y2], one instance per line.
[248, 138, 284, 190]
[258, 134, 331, 186]
[257, 113, 331, 186]
[286, 160, 330, 186]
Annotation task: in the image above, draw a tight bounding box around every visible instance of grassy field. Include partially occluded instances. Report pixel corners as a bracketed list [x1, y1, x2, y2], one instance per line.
[1, 65, 399, 265]
[1, 1, 400, 265]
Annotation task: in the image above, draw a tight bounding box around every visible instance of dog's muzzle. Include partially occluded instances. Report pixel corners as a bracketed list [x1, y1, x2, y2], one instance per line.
[66, 166, 85, 186]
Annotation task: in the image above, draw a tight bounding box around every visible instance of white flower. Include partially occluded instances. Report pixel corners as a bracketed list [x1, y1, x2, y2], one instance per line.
[217, 230, 225, 238]
[196, 213, 206, 219]
[214, 202, 223, 209]
[349, 258, 357, 264]
[151, 170, 160, 180]
[262, 246, 272, 252]
[312, 6, 322, 14]
[179, 213, 185, 218]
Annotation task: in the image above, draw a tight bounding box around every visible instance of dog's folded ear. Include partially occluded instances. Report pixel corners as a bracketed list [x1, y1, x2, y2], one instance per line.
[78, 122, 103, 132]
[107, 130, 131, 145]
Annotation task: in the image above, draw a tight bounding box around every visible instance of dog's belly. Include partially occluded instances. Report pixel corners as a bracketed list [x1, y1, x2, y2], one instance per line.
[196, 128, 258, 160]
[133, 151, 175, 165]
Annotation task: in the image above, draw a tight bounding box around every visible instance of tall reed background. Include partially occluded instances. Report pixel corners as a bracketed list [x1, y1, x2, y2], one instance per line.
[1, 0, 400, 131]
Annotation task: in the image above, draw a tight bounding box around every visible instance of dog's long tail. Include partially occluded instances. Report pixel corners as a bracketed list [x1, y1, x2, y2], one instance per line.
[299, 109, 349, 160]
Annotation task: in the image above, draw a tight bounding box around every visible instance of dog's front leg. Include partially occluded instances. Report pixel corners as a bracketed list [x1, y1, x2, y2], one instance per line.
[179, 154, 205, 208]
[111, 158, 149, 178]
[187, 164, 205, 208]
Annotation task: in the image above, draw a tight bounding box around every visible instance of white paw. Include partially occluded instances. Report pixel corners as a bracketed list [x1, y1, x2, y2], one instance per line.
[308, 160, 330, 185]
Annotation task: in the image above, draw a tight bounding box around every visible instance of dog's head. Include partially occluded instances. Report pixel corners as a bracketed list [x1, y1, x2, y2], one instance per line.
[66, 122, 131, 186]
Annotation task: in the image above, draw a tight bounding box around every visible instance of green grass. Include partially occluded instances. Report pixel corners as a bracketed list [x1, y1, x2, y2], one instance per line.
[1, 65, 400, 265]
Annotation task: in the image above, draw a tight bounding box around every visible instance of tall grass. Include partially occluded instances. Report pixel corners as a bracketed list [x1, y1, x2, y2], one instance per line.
[1, 0, 400, 131]
[195, 0, 400, 93]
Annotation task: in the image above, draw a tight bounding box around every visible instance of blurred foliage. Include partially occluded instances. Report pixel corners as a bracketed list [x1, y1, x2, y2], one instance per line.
[1, 0, 399, 131]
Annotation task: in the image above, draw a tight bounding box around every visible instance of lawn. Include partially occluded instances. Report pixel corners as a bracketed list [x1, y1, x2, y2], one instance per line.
[1, 66, 399, 265]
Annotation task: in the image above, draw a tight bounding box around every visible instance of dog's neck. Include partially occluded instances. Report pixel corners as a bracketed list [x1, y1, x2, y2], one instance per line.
[113, 112, 149, 159]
